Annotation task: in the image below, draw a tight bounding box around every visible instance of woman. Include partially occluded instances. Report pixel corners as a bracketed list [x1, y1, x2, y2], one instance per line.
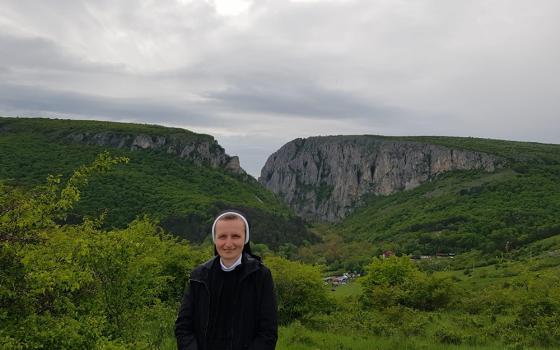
[175, 210, 278, 350]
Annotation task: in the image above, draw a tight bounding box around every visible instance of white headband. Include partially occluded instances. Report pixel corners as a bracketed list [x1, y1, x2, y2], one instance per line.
[211, 212, 250, 244]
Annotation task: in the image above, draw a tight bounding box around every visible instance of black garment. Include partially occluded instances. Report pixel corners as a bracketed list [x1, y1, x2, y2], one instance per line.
[175, 253, 278, 350]
[207, 263, 240, 350]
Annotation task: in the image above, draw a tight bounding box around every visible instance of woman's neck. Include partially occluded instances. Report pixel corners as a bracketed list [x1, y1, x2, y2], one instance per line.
[220, 254, 242, 271]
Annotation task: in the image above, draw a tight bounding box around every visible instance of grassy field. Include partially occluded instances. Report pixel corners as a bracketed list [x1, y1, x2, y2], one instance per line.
[276, 322, 545, 350]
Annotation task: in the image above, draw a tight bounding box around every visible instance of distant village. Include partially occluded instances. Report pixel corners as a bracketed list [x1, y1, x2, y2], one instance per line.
[323, 272, 359, 289]
[381, 250, 456, 260]
[324, 250, 456, 290]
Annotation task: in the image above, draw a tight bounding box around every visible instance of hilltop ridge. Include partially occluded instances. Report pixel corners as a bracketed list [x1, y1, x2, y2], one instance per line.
[0, 116, 244, 174]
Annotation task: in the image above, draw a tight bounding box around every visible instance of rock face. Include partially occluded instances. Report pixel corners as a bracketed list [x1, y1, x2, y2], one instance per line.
[63, 131, 245, 174]
[0, 117, 245, 174]
[259, 136, 503, 222]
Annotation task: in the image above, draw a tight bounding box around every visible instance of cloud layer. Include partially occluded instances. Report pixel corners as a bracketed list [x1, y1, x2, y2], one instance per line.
[1, 0, 559, 177]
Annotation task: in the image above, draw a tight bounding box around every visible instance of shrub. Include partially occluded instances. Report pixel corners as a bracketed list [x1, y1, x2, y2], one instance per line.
[360, 256, 456, 311]
[0, 153, 201, 348]
[435, 327, 463, 345]
[266, 256, 332, 324]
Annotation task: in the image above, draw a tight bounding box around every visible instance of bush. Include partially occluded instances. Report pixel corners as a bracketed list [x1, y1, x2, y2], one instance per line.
[435, 327, 463, 345]
[0, 153, 203, 348]
[266, 256, 332, 324]
[360, 256, 456, 311]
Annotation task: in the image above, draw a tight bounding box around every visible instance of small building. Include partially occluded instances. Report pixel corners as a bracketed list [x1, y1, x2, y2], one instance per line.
[382, 250, 394, 259]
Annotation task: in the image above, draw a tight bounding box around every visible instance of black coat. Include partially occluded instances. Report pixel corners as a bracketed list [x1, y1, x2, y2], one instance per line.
[175, 253, 278, 350]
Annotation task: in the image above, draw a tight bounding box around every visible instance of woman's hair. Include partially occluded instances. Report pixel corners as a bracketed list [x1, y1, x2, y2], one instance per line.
[212, 209, 255, 257]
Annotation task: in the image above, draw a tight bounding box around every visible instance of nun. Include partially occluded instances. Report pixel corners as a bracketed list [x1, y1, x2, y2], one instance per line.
[175, 209, 278, 350]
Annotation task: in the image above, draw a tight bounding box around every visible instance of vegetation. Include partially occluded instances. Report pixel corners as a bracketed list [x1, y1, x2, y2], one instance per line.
[1, 155, 558, 349]
[0, 153, 207, 348]
[360, 256, 456, 311]
[0, 156, 330, 348]
[285, 254, 560, 349]
[2, 117, 560, 349]
[0, 116, 206, 141]
[266, 256, 332, 324]
[336, 164, 560, 256]
[0, 117, 317, 249]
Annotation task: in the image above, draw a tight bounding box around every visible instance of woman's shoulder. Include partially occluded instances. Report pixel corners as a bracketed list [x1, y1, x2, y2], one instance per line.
[191, 256, 219, 279]
[245, 254, 274, 278]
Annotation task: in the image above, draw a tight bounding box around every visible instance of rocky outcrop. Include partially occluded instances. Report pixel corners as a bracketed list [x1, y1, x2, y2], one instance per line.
[63, 131, 245, 173]
[0, 116, 245, 174]
[259, 136, 504, 222]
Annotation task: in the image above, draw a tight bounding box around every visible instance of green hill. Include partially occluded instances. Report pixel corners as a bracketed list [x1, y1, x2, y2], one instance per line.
[0, 116, 317, 249]
[335, 136, 560, 256]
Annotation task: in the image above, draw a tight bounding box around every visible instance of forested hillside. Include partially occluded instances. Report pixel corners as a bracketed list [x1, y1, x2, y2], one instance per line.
[336, 137, 560, 255]
[0, 117, 316, 249]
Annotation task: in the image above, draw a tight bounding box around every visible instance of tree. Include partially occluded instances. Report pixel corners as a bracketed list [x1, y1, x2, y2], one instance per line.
[360, 256, 455, 311]
[265, 256, 331, 324]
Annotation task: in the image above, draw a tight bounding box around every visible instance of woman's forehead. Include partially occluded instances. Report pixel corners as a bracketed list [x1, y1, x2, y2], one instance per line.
[215, 217, 246, 233]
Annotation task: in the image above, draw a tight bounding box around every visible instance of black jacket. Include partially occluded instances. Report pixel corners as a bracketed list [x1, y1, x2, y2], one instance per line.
[175, 253, 278, 350]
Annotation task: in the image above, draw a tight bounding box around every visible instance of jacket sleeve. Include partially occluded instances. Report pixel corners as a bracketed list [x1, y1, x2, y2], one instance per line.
[249, 267, 278, 350]
[175, 282, 199, 350]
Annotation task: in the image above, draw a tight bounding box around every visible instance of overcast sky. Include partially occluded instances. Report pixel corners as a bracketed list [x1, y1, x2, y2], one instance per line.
[1, 0, 559, 177]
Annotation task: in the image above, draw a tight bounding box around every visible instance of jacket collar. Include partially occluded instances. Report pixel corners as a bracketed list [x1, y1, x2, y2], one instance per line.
[192, 253, 261, 283]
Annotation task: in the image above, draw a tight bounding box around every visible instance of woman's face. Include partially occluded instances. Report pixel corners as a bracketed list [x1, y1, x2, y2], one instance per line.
[215, 217, 245, 263]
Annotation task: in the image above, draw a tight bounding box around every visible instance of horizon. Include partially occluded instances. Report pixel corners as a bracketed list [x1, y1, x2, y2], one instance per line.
[3, 114, 558, 179]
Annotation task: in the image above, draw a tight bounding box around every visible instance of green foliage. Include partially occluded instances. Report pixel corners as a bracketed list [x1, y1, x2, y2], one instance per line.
[0, 116, 318, 249]
[296, 232, 375, 274]
[266, 256, 332, 324]
[360, 256, 456, 311]
[0, 116, 206, 142]
[0, 151, 128, 243]
[331, 135, 560, 257]
[0, 153, 205, 348]
[434, 327, 464, 345]
[338, 164, 560, 255]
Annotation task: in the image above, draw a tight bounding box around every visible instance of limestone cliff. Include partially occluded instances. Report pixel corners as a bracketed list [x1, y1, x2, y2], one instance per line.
[259, 136, 503, 222]
[64, 131, 244, 173]
[0, 117, 244, 174]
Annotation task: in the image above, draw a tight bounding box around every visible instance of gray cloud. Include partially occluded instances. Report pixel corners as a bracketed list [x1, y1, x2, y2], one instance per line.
[0, 35, 123, 73]
[206, 81, 403, 120]
[1, 0, 559, 178]
[0, 83, 221, 127]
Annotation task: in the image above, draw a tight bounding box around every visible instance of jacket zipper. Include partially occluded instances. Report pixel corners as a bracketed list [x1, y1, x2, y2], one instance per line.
[230, 266, 258, 350]
[190, 278, 210, 346]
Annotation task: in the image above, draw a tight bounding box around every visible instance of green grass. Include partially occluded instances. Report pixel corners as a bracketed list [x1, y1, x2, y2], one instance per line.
[330, 281, 362, 300]
[276, 321, 544, 350]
